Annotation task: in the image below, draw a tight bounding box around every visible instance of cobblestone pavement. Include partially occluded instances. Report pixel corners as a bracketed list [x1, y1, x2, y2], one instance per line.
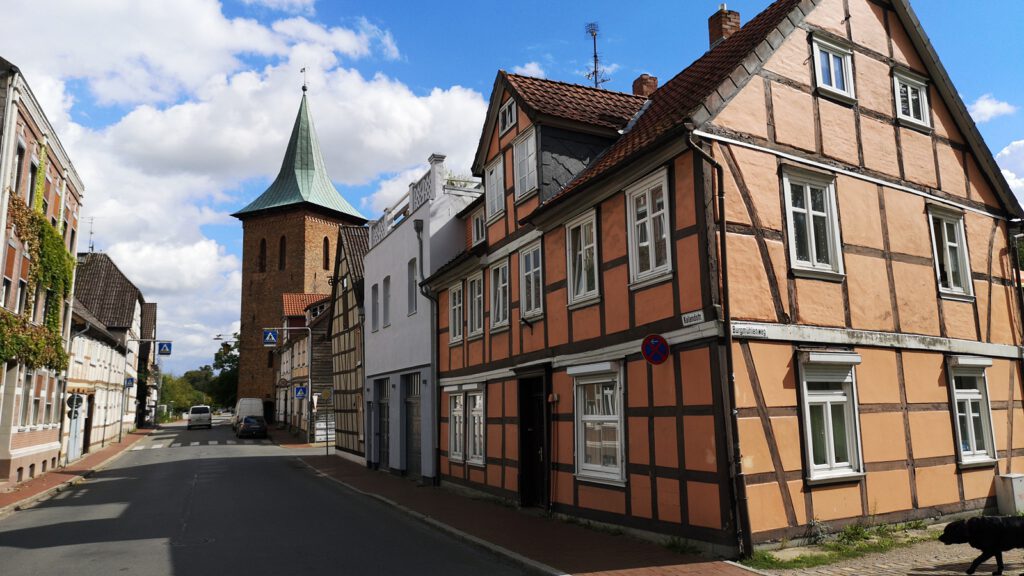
[759, 538, 1022, 576]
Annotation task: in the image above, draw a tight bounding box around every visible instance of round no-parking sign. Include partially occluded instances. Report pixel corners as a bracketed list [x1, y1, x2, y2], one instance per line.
[641, 334, 670, 365]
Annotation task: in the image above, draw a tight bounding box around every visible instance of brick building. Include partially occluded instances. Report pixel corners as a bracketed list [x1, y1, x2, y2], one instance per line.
[233, 88, 365, 418]
[0, 58, 84, 488]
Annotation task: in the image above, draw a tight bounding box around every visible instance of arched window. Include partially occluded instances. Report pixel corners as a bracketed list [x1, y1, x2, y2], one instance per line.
[322, 237, 330, 270]
[278, 236, 287, 271]
[258, 239, 267, 272]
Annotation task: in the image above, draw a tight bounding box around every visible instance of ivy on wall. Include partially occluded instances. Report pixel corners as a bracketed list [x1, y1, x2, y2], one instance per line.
[0, 143, 75, 371]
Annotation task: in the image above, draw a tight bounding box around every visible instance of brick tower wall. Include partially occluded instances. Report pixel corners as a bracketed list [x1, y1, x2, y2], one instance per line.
[237, 209, 354, 401]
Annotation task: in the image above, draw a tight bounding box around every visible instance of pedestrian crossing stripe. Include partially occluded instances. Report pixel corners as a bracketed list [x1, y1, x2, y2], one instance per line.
[130, 440, 274, 450]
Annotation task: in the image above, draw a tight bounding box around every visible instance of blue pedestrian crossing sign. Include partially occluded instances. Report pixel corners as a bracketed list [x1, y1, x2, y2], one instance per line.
[157, 342, 172, 356]
[294, 386, 308, 399]
[125, 377, 135, 388]
[263, 329, 279, 347]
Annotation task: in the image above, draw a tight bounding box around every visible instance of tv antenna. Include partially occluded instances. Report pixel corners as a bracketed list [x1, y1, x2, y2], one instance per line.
[87, 217, 95, 252]
[585, 22, 609, 89]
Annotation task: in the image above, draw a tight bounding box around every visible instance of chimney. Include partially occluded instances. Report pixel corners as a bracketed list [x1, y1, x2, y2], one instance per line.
[632, 74, 658, 98]
[708, 4, 741, 48]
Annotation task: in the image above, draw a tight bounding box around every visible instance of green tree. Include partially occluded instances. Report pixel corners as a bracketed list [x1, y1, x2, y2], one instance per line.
[208, 334, 239, 407]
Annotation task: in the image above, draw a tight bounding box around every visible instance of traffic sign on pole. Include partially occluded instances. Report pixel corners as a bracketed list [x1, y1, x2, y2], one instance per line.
[157, 342, 173, 356]
[263, 329, 279, 347]
[125, 377, 135, 388]
[66, 394, 83, 410]
[641, 334, 670, 365]
[294, 386, 308, 399]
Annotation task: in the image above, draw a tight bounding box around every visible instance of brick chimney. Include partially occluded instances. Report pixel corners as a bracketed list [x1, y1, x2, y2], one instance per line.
[632, 74, 658, 98]
[708, 4, 741, 48]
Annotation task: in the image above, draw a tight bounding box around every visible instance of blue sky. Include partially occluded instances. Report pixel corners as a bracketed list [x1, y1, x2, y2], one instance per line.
[4, 0, 1021, 373]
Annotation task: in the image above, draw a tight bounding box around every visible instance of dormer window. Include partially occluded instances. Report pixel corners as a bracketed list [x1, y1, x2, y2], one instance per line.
[894, 70, 930, 128]
[471, 209, 486, 246]
[499, 98, 517, 134]
[812, 38, 855, 101]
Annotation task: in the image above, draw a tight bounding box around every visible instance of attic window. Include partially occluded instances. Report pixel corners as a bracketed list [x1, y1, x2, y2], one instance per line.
[894, 70, 930, 128]
[499, 99, 517, 134]
[812, 38, 855, 101]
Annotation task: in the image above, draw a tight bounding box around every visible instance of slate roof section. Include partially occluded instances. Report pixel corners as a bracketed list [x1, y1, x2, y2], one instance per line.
[339, 226, 369, 282]
[74, 252, 142, 330]
[504, 73, 647, 131]
[141, 302, 158, 340]
[283, 293, 329, 317]
[233, 92, 365, 222]
[543, 0, 802, 208]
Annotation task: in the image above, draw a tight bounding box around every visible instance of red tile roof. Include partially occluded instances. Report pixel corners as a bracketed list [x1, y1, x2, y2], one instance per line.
[282, 293, 329, 317]
[504, 73, 647, 131]
[542, 0, 802, 209]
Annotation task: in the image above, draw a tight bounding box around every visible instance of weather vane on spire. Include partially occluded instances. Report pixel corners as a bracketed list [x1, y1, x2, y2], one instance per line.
[301, 67, 307, 92]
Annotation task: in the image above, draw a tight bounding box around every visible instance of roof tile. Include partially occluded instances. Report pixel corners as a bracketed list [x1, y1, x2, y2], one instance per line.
[504, 73, 646, 131]
[282, 293, 329, 317]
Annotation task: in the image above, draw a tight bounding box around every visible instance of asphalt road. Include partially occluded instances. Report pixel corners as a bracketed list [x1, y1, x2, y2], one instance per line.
[0, 417, 527, 576]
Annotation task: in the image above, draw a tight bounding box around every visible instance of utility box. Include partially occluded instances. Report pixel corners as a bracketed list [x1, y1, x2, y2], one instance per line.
[996, 474, 1024, 514]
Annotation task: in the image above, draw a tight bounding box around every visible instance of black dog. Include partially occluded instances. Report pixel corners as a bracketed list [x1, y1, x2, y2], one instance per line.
[939, 516, 1024, 575]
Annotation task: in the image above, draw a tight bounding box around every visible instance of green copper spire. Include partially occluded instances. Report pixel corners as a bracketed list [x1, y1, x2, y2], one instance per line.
[233, 92, 365, 221]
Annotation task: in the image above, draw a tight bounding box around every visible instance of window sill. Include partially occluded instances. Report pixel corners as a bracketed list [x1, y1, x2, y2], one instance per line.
[815, 87, 857, 107]
[449, 338, 463, 346]
[514, 188, 538, 206]
[486, 211, 506, 226]
[939, 291, 975, 303]
[575, 473, 626, 488]
[958, 457, 998, 470]
[467, 459, 486, 469]
[521, 312, 544, 324]
[805, 471, 865, 486]
[490, 324, 510, 335]
[896, 116, 932, 134]
[466, 331, 484, 342]
[567, 296, 601, 311]
[629, 272, 672, 292]
[449, 457, 465, 464]
[791, 267, 845, 283]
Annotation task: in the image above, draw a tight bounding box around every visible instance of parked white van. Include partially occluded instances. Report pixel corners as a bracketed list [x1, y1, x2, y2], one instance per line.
[187, 405, 212, 430]
[232, 398, 264, 431]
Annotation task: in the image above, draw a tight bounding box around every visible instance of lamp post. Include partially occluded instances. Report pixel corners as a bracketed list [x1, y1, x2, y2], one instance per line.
[264, 326, 313, 443]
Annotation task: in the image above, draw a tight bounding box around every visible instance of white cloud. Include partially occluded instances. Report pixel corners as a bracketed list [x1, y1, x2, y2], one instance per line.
[0, 0, 485, 373]
[242, 0, 316, 15]
[511, 61, 545, 78]
[969, 94, 1017, 123]
[998, 140, 1024, 199]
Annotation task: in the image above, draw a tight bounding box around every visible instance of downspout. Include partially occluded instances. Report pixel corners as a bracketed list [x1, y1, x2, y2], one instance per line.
[687, 127, 750, 558]
[414, 218, 439, 486]
[1010, 226, 1024, 476]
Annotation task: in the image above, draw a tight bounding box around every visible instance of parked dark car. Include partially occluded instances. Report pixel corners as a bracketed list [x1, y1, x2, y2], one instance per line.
[236, 415, 268, 439]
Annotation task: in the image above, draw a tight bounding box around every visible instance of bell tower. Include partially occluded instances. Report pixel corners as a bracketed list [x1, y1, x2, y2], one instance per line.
[232, 89, 365, 408]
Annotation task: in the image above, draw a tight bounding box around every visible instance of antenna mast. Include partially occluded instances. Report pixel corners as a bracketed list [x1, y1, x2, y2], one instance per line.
[585, 22, 609, 89]
[87, 217, 95, 252]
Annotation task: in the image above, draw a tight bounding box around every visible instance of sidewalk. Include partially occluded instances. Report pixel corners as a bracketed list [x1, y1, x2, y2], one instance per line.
[301, 452, 753, 576]
[0, 427, 153, 516]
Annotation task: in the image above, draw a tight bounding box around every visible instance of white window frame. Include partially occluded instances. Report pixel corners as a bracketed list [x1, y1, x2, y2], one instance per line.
[799, 352, 863, 483]
[520, 241, 544, 318]
[490, 260, 510, 329]
[467, 390, 485, 465]
[471, 209, 486, 246]
[947, 358, 997, 466]
[498, 98, 517, 135]
[782, 170, 844, 279]
[370, 283, 379, 332]
[572, 365, 624, 483]
[449, 392, 465, 462]
[448, 282, 463, 343]
[467, 272, 484, 337]
[407, 258, 418, 316]
[928, 206, 972, 299]
[894, 70, 931, 128]
[485, 156, 505, 221]
[812, 37, 855, 101]
[565, 210, 600, 306]
[625, 169, 672, 285]
[382, 275, 391, 328]
[513, 129, 538, 199]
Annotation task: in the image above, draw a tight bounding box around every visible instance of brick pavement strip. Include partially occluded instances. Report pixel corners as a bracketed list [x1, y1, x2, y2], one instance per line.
[0, 427, 153, 516]
[301, 454, 756, 576]
[758, 538, 1022, 576]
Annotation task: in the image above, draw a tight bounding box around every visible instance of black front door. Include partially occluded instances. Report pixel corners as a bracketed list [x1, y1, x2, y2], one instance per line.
[518, 376, 547, 508]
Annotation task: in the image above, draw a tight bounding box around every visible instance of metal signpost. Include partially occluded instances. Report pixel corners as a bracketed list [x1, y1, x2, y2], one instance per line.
[119, 338, 171, 442]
